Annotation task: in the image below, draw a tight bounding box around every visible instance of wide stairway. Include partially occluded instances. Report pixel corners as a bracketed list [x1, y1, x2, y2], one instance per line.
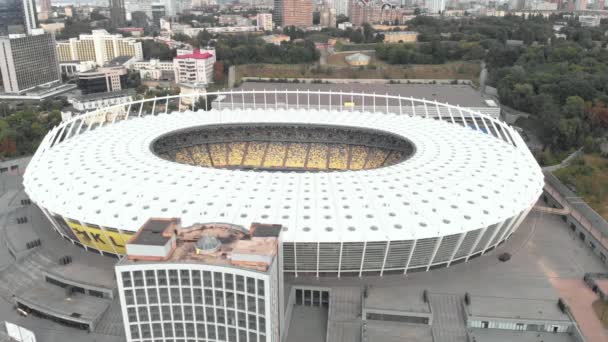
[428, 293, 468, 342]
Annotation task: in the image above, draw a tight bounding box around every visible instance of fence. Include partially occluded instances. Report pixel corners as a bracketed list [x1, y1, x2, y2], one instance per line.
[31, 90, 529, 166]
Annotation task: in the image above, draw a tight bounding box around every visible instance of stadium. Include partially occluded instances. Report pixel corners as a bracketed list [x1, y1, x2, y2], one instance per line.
[23, 89, 544, 277]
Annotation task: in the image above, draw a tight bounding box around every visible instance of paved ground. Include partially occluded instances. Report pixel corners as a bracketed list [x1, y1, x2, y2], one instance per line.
[287, 209, 608, 342]
[286, 306, 328, 342]
[552, 278, 608, 342]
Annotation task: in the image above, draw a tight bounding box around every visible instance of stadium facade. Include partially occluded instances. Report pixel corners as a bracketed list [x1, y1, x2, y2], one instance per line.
[24, 90, 544, 276]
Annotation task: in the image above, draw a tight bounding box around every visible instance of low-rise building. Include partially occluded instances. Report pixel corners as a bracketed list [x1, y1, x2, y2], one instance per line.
[68, 89, 135, 112]
[77, 65, 128, 95]
[261, 34, 290, 46]
[579, 15, 601, 27]
[345, 53, 371, 66]
[173, 48, 216, 87]
[219, 14, 252, 26]
[182, 26, 258, 37]
[383, 31, 419, 43]
[129, 59, 175, 81]
[56, 29, 143, 66]
[60, 60, 97, 77]
[338, 22, 353, 30]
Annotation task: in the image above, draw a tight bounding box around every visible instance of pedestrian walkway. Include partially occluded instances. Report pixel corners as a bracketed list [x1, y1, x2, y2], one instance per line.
[428, 294, 468, 342]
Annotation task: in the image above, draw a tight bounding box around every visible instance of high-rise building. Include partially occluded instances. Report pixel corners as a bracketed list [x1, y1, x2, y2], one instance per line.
[349, 0, 409, 26]
[110, 0, 126, 28]
[38, 0, 52, 21]
[151, 4, 166, 26]
[575, 0, 587, 9]
[115, 219, 282, 342]
[320, 5, 337, 28]
[426, 0, 446, 13]
[56, 29, 143, 66]
[0, 30, 61, 94]
[257, 13, 273, 31]
[330, 0, 349, 16]
[0, 0, 38, 35]
[273, 0, 312, 27]
[125, 0, 153, 20]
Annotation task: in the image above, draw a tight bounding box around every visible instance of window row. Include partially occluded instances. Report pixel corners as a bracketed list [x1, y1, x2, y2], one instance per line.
[122, 270, 264, 296]
[130, 322, 266, 342]
[124, 288, 265, 314]
[127, 305, 266, 331]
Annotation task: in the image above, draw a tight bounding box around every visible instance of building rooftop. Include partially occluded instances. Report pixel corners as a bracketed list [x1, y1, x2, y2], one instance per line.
[236, 82, 499, 109]
[72, 89, 135, 102]
[468, 295, 570, 322]
[175, 48, 214, 60]
[125, 220, 280, 272]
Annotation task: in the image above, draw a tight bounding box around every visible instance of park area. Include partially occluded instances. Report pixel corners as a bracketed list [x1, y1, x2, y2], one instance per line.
[235, 61, 480, 82]
[554, 154, 608, 220]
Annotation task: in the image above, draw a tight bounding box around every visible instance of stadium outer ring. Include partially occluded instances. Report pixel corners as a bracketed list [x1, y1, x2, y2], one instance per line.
[24, 90, 544, 277]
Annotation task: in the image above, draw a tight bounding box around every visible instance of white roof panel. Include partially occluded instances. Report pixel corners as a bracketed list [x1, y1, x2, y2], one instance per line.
[24, 108, 544, 243]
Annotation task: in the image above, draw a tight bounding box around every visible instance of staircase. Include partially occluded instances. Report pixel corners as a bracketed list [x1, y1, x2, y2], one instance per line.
[429, 294, 468, 342]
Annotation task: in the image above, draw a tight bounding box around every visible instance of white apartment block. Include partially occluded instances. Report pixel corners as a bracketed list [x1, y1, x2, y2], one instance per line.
[256, 13, 273, 31]
[56, 29, 144, 66]
[173, 49, 216, 86]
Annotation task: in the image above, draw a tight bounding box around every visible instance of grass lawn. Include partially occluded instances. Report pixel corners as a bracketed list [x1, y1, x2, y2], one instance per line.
[554, 154, 608, 220]
[592, 299, 608, 328]
[235, 61, 480, 82]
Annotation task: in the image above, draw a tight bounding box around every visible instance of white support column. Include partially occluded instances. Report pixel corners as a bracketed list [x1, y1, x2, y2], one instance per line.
[316, 242, 320, 278]
[138, 101, 144, 117]
[446, 106, 455, 124]
[423, 101, 429, 119]
[495, 213, 521, 245]
[296, 89, 299, 109]
[151, 97, 157, 116]
[358, 241, 368, 278]
[480, 116, 491, 135]
[466, 226, 487, 261]
[385, 93, 389, 114]
[380, 240, 391, 276]
[507, 206, 533, 238]
[447, 233, 466, 267]
[410, 97, 415, 116]
[403, 239, 417, 275]
[481, 221, 506, 253]
[435, 102, 442, 121]
[337, 242, 343, 278]
[426, 237, 443, 271]
[399, 96, 402, 115]
[125, 103, 132, 120]
[329, 90, 332, 111]
[293, 241, 298, 278]
[457, 105, 468, 128]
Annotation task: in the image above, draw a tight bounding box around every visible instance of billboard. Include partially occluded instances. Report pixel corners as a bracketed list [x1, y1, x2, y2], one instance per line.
[64, 219, 132, 255]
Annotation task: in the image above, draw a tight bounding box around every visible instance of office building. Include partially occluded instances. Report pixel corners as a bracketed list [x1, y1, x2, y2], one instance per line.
[56, 30, 143, 66]
[257, 13, 273, 31]
[273, 0, 312, 27]
[0, 30, 61, 94]
[173, 48, 216, 86]
[77, 64, 128, 95]
[0, 0, 38, 35]
[116, 219, 282, 342]
[110, 0, 126, 27]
